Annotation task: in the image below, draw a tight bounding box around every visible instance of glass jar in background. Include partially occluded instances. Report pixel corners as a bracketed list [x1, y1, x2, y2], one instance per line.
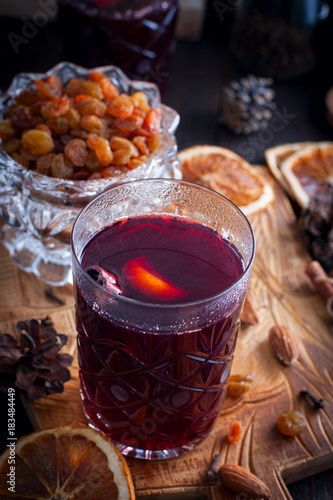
[230, 0, 330, 79]
[59, 0, 178, 97]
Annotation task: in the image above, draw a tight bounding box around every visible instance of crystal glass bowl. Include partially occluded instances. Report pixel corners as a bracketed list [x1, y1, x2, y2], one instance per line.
[0, 62, 180, 286]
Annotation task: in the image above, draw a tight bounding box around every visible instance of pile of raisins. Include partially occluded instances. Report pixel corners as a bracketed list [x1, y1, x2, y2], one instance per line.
[0, 72, 162, 181]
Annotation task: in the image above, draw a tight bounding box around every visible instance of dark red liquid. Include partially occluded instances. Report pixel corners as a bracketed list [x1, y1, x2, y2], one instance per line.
[75, 215, 245, 456]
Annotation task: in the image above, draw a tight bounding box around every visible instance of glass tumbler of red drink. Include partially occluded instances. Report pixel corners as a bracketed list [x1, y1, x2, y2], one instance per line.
[71, 179, 255, 460]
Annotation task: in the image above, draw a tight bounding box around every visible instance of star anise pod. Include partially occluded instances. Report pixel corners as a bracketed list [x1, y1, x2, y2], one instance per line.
[0, 317, 73, 400]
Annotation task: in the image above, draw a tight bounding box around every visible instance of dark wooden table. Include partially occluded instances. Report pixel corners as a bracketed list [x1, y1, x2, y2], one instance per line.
[0, 2, 332, 498]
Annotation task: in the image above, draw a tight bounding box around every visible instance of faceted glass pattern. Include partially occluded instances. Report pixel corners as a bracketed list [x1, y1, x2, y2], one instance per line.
[71, 179, 255, 459]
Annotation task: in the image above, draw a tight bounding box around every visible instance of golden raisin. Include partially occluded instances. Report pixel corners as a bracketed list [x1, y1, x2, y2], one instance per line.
[72, 168, 91, 181]
[88, 72, 119, 99]
[114, 114, 144, 132]
[143, 107, 161, 133]
[109, 136, 138, 157]
[227, 421, 242, 443]
[0, 118, 16, 141]
[132, 135, 149, 156]
[11, 106, 37, 130]
[20, 147, 39, 161]
[21, 129, 54, 155]
[276, 410, 306, 437]
[15, 89, 39, 106]
[106, 94, 134, 119]
[36, 153, 55, 175]
[2, 138, 21, 154]
[147, 133, 162, 153]
[227, 374, 254, 398]
[65, 108, 81, 129]
[64, 138, 88, 167]
[34, 75, 63, 99]
[75, 98, 106, 118]
[80, 81, 103, 100]
[85, 151, 102, 173]
[35, 123, 52, 135]
[70, 129, 89, 140]
[65, 78, 103, 99]
[138, 154, 148, 164]
[99, 77, 119, 100]
[41, 96, 70, 118]
[87, 133, 113, 167]
[128, 157, 145, 170]
[51, 153, 73, 179]
[88, 71, 104, 82]
[131, 91, 150, 112]
[10, 152, 30, 168]
[88, 172, 102, 180]
[46, 117, 70, 135]
[101, 166, 121, 178]
[112, 149, 131, 166]
[81, 115, 104, 134]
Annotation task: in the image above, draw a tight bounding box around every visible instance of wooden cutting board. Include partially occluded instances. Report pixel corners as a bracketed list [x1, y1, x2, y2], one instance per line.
[0, 168, 332, 499]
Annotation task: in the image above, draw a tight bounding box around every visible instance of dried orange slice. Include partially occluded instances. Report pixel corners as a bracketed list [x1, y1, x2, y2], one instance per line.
[265, 142, 312, 197]
[0, 425, 135, 499]
[178, 145, 274, 216]
[124, 256, 189, 301]
[281, 142, 333, 210]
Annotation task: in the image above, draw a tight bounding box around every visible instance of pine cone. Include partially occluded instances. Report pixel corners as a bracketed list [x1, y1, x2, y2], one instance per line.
[0, 318, 73, 400]
[299, 185, 333, 274]
[220, 74, 276, 135]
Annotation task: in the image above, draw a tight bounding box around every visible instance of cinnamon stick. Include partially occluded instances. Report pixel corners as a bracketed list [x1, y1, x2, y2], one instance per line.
[305, 261, 333, 301]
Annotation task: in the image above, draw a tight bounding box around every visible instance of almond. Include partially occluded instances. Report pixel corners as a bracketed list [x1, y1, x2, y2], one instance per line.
[218, 463, 271, 498]
[241, 293, 260, 325]
[269, 325, 299, 365]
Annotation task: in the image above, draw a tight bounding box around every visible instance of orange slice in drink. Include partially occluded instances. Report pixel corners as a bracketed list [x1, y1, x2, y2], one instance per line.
[0, 425, 135, 499]
[281, 141, 333, 210]
[265, 142, 313, 197]
[178, 145, 274, 216]
[123, 256, 189, 301]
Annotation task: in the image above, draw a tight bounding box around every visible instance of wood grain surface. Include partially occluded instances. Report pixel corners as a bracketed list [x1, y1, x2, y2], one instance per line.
[0, 168, 332, 499]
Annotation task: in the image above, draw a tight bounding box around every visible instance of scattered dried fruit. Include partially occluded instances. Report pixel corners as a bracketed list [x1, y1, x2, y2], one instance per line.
[218, 463, 271, 498]
[276, 410, 306, 436]
[227, 421, 242, 443]
[227, 374, 253, 398]
[269, 325, 299, 365]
